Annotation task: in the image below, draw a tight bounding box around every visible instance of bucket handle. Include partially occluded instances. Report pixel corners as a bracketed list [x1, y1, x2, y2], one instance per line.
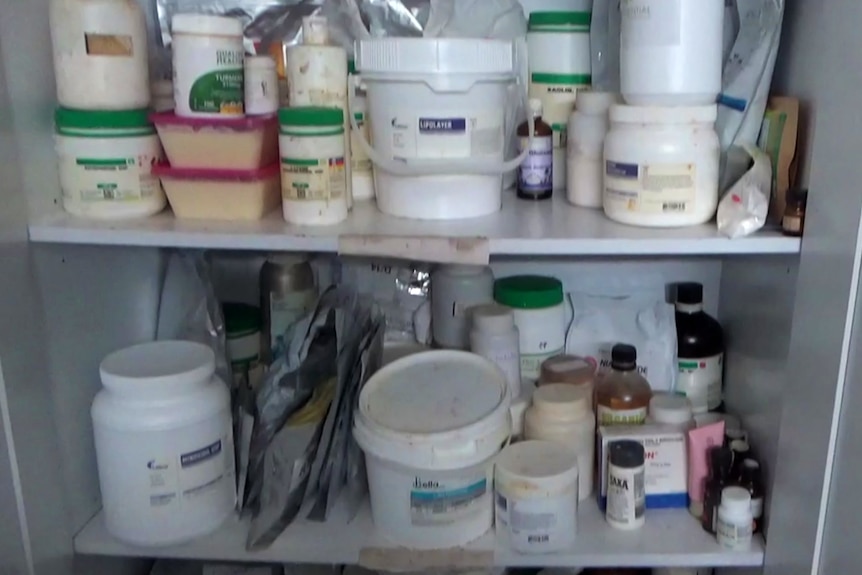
[348, 80, 534, 177]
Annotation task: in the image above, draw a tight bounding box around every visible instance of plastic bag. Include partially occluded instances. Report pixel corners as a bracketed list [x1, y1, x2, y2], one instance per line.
[717, 144, 772, 239]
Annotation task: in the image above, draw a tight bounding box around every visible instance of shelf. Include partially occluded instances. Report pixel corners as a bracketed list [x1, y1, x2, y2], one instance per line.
[75, 501, 764, 570]
[30, 194, 800, 262]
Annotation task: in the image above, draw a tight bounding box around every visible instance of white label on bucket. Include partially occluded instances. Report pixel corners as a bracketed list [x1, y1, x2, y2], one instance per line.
[605, 161, 696, 214]
[496, 489, 577, 552]
[621, 0, 682, 47]
[388, 112, 503, 159]
[409, 474, 488, 526]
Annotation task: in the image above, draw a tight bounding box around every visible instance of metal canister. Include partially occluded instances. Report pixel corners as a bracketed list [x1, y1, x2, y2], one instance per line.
[260, 254, 316, 364]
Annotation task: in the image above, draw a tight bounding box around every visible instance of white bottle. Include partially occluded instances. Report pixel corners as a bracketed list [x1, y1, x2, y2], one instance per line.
[566, 92, 617, 208]
[432, 265, 495, 350]
[470, 304, 521, 399]
[606, 439, 645, 530]
[244, 55, 279, 115]
[716, 486, 754, 550]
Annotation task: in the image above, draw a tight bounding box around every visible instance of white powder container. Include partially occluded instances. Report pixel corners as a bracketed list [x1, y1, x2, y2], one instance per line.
[244, 55, 279, 115]
[566, 92, 617, 208]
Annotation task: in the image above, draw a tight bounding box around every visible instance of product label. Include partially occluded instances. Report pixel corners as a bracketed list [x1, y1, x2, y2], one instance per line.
[606, 466, 645, 526]
[85, 33, 133, 57]
[350, 114, 372, 172]
[409, 473, 488, 526]
[63, 154, 161, 202]
[183, 47, 244, 115]
[605, 161, 697, 214]
[521, 346, 564, 381]
[388, 112, 503, 159]
[620, 0, 682, 47]
[717, 516, 753, 549]
[518, 136, 553, 194]
[677, 353, 723, 412]
[281, 157, 346, 201]
[495, 488, 577, 552]
[528, 77, 591, 148]
[269, 290, 317, 354]
[597, 405, 648, 426]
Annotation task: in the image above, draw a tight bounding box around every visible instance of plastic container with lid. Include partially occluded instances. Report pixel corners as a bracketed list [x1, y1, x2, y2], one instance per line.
[648, 393, 694, 430]
[539, 354, 596, 396]
[604, 105, 720, 228]
[524, 383, 595, 501]
[244, 55, 279, 116]
[151, 112, 278, 171]
[620, 0, 724, 106]
[91, 341, 235, 546]
[223, 302, 262, 388]
[470, 303, 521, 398]
[431, 265, 495, 350]
[50, 0, 150, 110]
[172, 14, 244, 118]
[716, 486, 754, 550]
[494, 275, 566, 381]
[495, 440, 579, 554]
[595, 343, 652, 426]
[566, 92, 617, 208]
[353, 350, 511, 549]
[675, 282, 725, 413]
[606, 440, 646, 530]
[55, 108, 166, 220]
[153, 163, 280, 221]
[279, 106, 348, 225]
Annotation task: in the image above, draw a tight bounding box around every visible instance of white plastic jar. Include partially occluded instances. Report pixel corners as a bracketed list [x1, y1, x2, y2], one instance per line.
[50, 0, 150, 110]
[244, 55, 279, 116]
[524, 383, 595, 501]
[91, 341, 236, 546]
[432, 265, 495, 350]
[716, 486, 754, 550]
[647, 393, 695, 431]
[470, 304, 522, 399]
[494, 275, 566, 381]
[620, 0, 724, 106]
[55, 108, 166, 219]
[279, 106, 348, 225]
[604, 104, 720, 227]
[566, 92, 617, 208]
[172, 14, 245, 118]
[495, 440, 579, 554]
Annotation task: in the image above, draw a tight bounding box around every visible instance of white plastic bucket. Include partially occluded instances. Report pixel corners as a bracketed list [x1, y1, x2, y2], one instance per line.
[353, 350, 511, 549]
[352, 38, 531, 220]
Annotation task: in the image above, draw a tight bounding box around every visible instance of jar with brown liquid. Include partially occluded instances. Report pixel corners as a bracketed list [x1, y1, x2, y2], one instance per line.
[596, 343, 652, 426]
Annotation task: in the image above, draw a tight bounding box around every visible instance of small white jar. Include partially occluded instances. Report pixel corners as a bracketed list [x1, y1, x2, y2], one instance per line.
[279, 106, 348, 225]
[620, 0, 724, 106]
[172, 14, 245, 118]
[647, 392, 695, 431]
[604, 104, 720, 228]
[470, 304, 521, 398]
[432, 265, 495, 350]
[524, 383, 595, 501]
[566, 92, 617, 208]
[244, 55, 279, 115]
[55, 108, 166, 219]
[716, 486, 754, 550]
[495, 440, 579, 554]
[494, 275, 566, 381]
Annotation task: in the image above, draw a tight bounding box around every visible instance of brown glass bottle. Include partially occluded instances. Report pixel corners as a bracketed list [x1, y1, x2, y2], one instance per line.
[738, 458, 765, 533]
[596, 343, 653, 426]
[702, 446, 734, 534]
[517, 98, 554, 201]
[782, 188, 808, 237]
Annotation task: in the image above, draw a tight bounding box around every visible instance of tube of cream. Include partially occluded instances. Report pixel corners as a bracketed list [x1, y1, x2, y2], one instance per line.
[687, 420, 725, 519]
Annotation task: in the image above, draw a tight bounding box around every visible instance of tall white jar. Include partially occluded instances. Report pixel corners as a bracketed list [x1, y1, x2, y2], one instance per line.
[567, 92, 618, 208]
[604, 104, 720, 228]
[91, 341, 236, 547]
[50, 0, 150, 110]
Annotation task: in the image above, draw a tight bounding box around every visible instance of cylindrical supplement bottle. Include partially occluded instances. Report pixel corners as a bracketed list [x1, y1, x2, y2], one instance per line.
[470, 304, 522, 399]
[606, 440, 645, 530]
[518, 98, 554, 200]
[716, 486, 753, 550]
[432, 265, 494, 350]
[676, 282, 725, 413]
[595, 343, 652, 426]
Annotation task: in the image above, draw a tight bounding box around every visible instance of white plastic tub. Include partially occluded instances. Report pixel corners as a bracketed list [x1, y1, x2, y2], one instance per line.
[353, 350, 511, 549]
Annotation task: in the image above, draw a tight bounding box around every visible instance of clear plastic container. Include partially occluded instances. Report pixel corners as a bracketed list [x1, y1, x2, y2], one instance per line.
[595, 343, 652, 426]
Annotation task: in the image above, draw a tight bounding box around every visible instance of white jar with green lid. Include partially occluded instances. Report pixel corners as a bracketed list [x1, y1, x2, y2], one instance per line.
[55, 107, 166, 219]
[494, 275, 567, 381]
[278, 106, 348, 226]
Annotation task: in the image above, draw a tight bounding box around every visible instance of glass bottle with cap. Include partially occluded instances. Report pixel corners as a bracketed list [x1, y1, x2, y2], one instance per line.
[701, 445, 734, 534]
[595, 343, 653, 426]
[606, 439, 646, 530]
[738, 458, 765, 534]
[260, 254, 316, 364]
[517, 98, 554, 201]
[675, 282, 725, 414]
[647, 392, 694, 430]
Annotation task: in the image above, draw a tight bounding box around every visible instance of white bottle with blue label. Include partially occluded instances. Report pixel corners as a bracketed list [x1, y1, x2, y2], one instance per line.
[518, 98, 554, 201]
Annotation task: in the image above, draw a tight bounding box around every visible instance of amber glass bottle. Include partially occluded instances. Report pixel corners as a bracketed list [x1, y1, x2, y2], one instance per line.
[517, 98, 554, 201]
[595, 343, 653, 426]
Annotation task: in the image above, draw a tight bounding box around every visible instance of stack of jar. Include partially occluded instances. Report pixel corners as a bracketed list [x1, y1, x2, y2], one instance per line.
[567, 0, 725, 228]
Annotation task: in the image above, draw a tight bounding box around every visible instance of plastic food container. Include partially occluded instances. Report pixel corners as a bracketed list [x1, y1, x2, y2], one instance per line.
[154, 163, 280, 220]
[353, 350, 511, 549]
[151, 112, 278, 170]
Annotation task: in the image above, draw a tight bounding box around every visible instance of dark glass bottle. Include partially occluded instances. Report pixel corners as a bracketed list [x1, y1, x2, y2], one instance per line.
[739, 458, 765, 534]
[701, 446, 734, 534]
[675, 282, 725, 413]
[517, 98, 554, 201]
[729, 439, 752, 480]
[782, 188, 808, 237]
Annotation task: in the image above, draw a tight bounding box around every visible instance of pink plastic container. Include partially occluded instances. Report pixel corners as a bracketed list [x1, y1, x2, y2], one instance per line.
[150, 112, 278, 170]
[153, 163, 281, 221]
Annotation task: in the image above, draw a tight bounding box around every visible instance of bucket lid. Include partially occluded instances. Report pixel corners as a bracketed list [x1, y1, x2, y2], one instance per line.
[355, 38, 516, 76]
[528, 11, 591, 31]
[494, 275, 564, 309]
[100, 340, 215, 397]
[56, 108, 154, 136]
[173, 13, 243, 36]
[532, 383, 592, 420]
[354, 350, 511, 470]
[495, 440, 579, 490]
[279, 106, 344, 127]
[223, 302, 261, 337]
[610, 104, 718, 124]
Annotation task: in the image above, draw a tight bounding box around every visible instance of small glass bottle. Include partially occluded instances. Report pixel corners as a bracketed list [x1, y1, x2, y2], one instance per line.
[517, 98, 553, 201]
[596, 343, 653, 426]
[782, 188, 808, 237]
[738, 458, 765, 534]
[701, 446, 734, 534]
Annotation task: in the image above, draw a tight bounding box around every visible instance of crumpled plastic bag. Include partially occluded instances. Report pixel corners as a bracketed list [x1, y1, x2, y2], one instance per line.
[717, 144, 772, 239]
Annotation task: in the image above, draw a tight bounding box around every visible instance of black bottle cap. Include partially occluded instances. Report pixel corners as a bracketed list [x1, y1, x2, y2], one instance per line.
[609, 440, 645, 469]
[676, 282, 704, 305]
[611, 343, 637, 370]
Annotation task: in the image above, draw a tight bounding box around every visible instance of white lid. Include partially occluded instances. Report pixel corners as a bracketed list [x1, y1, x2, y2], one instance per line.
[172, 14, 244, 37]
[532, 383, 592, 420]
[356, 38, 516, 76]
[720, 486, 752, 514]
[353, 350, 511, 470]
[245, 55, 276, 70]
[302, 15, 330, 45]
[471, 304, 515, 334]
[509, 380, 535, 437]
[529, 98, 543, 117]
[495, 440, 578, 492]
[649, 393, 693, 425]
[576, 91, 618, 114]
[609, 104, 718, 125]
[100, 340, 215, 397]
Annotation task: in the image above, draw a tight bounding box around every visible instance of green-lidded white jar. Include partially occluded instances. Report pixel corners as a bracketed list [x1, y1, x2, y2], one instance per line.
[527, 11, 592, 191]
[55, 107, 166, 219]
[223, 302, 262, 389]
[278, 106, 348, 225]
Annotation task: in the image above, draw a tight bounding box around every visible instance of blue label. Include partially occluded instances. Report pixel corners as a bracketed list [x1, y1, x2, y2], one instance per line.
[180, 440, 222, 468]
[419, 118, 467, 133]
[606, 160, 639, 179]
